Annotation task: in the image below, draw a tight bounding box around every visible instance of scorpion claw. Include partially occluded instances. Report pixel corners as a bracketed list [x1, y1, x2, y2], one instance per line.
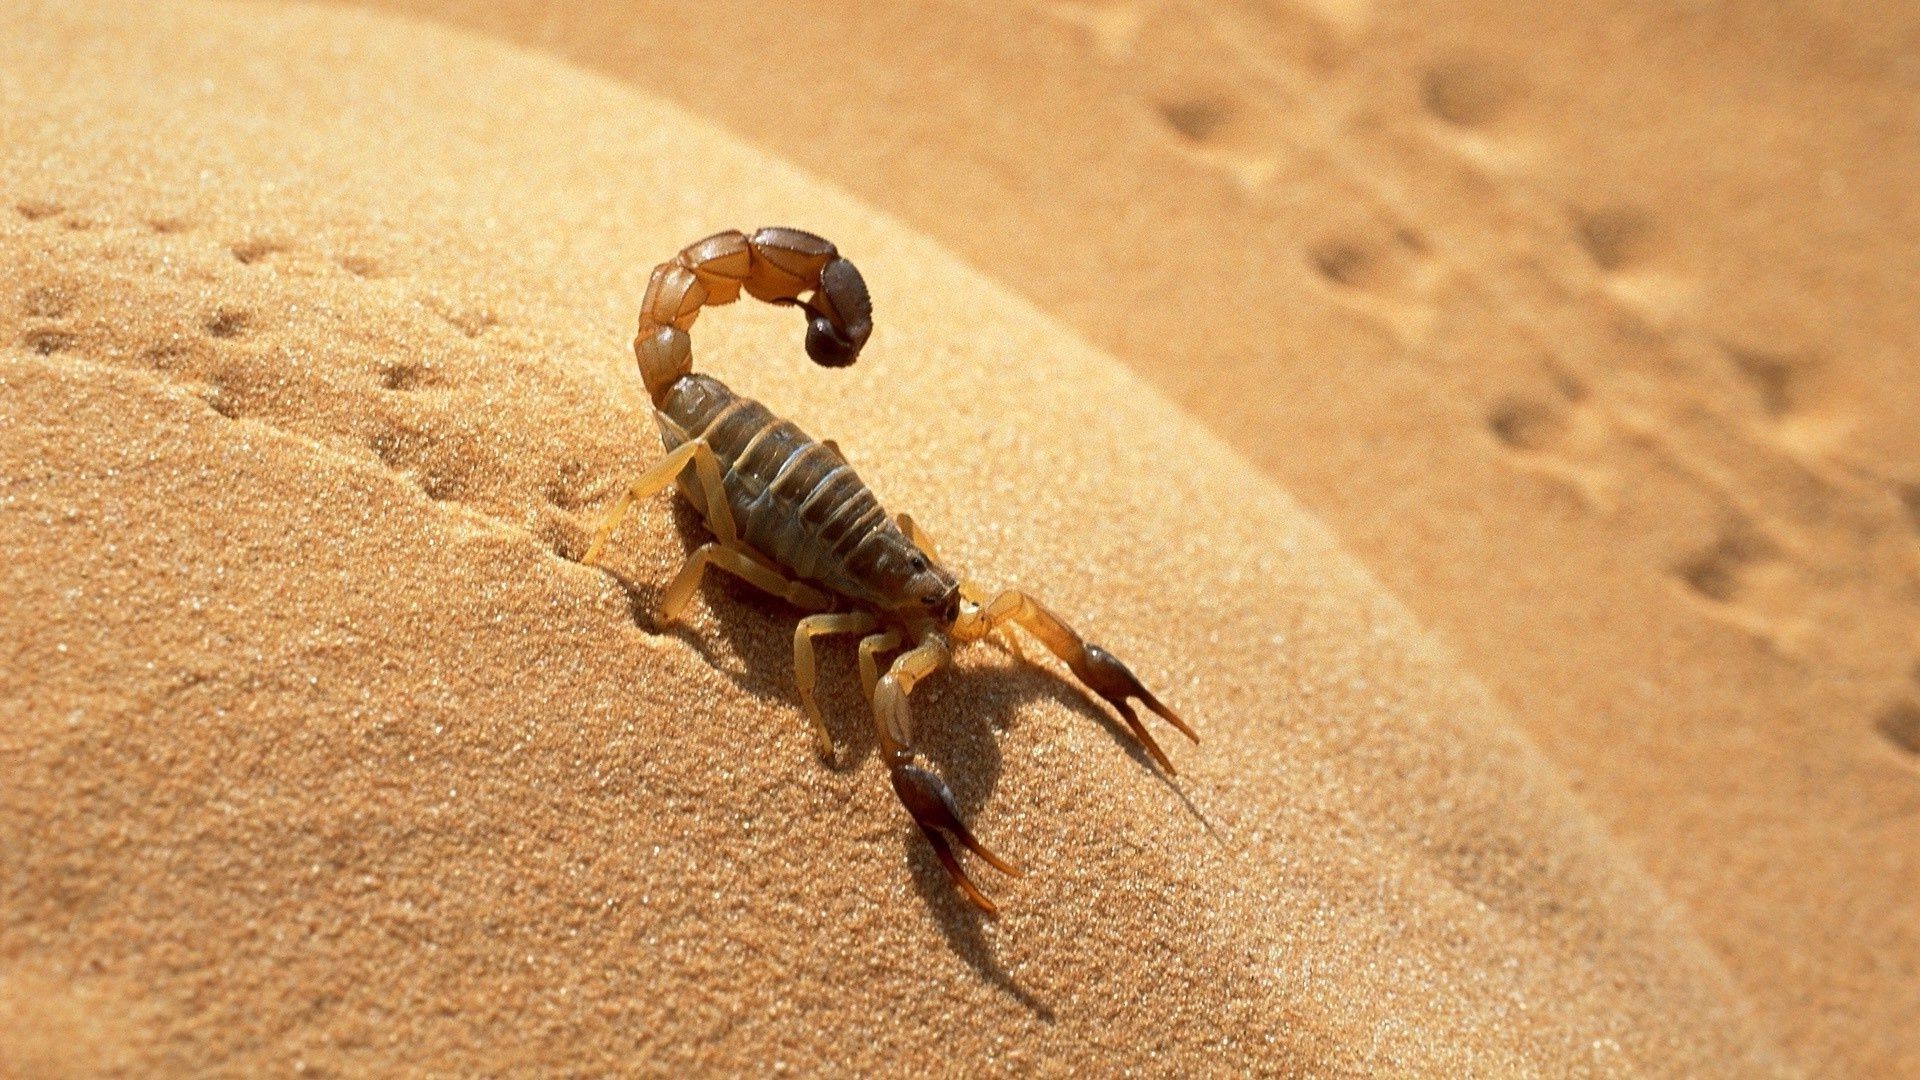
[1075, 645, 1198, 774]
[891, 763, 1022, 913]
[921, 829, 999, 916]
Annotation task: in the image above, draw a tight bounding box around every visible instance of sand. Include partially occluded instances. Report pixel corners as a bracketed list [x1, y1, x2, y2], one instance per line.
[324, 1, 1920, 1075]
[0, 0, 1906, 1076]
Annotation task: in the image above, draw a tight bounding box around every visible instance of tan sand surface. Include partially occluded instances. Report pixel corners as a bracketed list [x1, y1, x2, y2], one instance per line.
[316, 2, 1920, 1075]
[0, 0, 1798, 1075]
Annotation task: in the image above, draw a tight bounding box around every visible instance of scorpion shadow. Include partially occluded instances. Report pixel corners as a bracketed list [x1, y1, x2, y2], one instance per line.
[599, 502, 1203, 1016]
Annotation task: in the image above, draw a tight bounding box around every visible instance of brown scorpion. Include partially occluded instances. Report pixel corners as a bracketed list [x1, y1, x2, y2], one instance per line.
[585, 227, 1195, 913]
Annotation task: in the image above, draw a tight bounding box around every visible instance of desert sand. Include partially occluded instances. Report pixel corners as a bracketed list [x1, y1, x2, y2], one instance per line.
[0, 0, 1910, 1076]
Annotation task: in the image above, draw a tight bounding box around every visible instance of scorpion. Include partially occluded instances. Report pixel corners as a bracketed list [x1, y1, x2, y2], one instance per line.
[584, 227, 1195, 913]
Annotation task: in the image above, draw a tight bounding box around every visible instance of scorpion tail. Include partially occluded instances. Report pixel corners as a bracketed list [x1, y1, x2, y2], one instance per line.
[797, 256, 872, 368]
[636, 228, 873, 406]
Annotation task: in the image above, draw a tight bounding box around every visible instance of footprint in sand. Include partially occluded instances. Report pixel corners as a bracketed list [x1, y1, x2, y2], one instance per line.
[1420, 54, 1522, 129]
[19, 328, 76, 357]
[368, 422, 488, 504]
[1673, 523, 1773, 606]
[3, 201, 564, 554]
[15, 200, 64, 222]
[338, 254, 384, 280]
[202, 304, 252, 340]
[1417, 51, 1535, 173]
[1483, 370, 1618, 509]
[424, 295, 499, 339]
[379, 361, 444, 393]
[1305, 225, 1443, 344]
[1898, 483, 1920, 535]
[1875, 698, 1920, 760]
[1566, 202, 1701, 323]
[532, 460, 603, 562]
[228, 238, 290, 266]
[197, 348, 284, 423]
[1718, 340, 1847, 458]
[1572, 204, 1658, 274]
[23, 284, 72, 319]
[1152, 92, 1288, 192]
[1667, 513, 1814, 648]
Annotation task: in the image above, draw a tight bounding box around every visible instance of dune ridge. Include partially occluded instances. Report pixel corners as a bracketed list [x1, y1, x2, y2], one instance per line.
[0, 1, 1799, 1074]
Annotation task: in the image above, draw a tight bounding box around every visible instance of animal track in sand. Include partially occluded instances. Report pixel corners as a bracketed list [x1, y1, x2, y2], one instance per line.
[229, 238, 290, 265]
[540, 459, 598, 514]
[1308, 227, 1431, 292]
[1875, 700, 1920, 759]
[338, 254, 383, 279]
[203, 306, 251, 340]
[1673, 518, 1778, 606]
[1, 199, 578, 566]
[1150, 90, 1286, 192]
[138, 340, 209, 380]
[530, 506, 591, 563]
[23, 284, 73, 319]
[1304, 223, 1445, 346]
[367, 422, 488, 503]
[533, 462, 603, 562]
[1723, 342, 1817, 422]
[1664, 514, 1821, 651]
[1572, 204, 1659, 274]
[1482, 371, 1619, 509]
[1308, 238, 1375, 289]
[20, 328, 76, 356]
[1159, 96, 1234, 142]
[1486, 395, 1566, 454]
[195, 352, 288, 422]
[199, 378, 244, 419]
[1898, 482, 1920, 534]
[1420, 54, 1522, 128]
[379, 361, 442, 393]
[425, 296, 498, 339]
[1567, 203, 1704, 323]
[1715, 340, 1851, 460]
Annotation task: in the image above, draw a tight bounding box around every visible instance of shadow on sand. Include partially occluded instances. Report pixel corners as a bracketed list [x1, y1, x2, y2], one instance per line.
[590, 501, 1212, 1016]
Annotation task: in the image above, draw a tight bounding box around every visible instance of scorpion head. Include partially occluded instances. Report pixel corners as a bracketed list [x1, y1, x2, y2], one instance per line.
[896, 549, 961, 628]
[799, 258, 873, 368]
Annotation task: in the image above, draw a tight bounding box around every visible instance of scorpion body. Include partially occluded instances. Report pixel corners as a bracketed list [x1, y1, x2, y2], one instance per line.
[655, 375, 931, 609]
[587, 227, 1194, 913]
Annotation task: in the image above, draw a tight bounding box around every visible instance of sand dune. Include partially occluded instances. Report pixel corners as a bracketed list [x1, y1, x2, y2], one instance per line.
[0, 0, 1903, 1075]
[321, 1, 1920, 1074]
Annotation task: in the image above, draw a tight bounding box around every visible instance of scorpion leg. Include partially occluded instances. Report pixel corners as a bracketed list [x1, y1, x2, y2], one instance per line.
[792, 611, 879, 759]
[857, 629, 902, 703]
[895, 512, 940, 561]
[981, 591, 1196, 774]
[874, 635, 1022, 914]
[660, 543, 832, 623]
[584, 438, 738, 567]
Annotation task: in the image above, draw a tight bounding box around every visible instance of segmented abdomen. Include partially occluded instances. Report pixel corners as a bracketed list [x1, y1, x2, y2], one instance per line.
[655, 374, 900, 604]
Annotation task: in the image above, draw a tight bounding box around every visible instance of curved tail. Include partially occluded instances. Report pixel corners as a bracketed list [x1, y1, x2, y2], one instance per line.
[634, 227, 873, 406]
